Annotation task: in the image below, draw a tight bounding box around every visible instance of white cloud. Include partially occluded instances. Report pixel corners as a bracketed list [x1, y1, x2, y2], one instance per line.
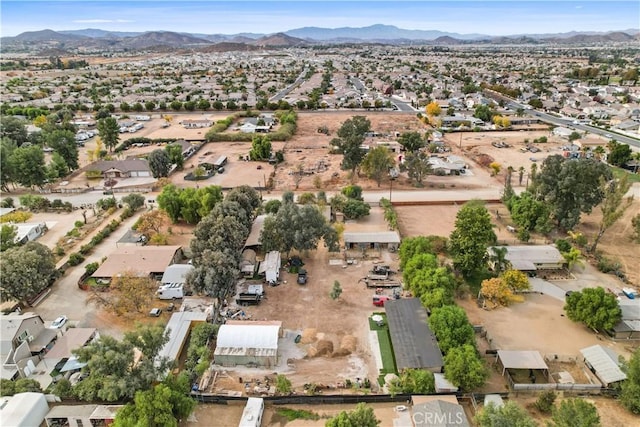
[73, 19, 134, 24]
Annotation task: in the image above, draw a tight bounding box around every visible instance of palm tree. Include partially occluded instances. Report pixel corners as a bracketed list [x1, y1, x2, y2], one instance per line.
[562, 247, 585, 272]
[518, 166, 525, 186]
[594, 146, 605, 161]
[489, 246, 511, 273]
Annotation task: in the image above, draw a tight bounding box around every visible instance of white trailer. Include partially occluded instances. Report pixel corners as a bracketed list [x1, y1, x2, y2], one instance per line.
[157, 283, 184, 300]
[239, 397, 264, 427]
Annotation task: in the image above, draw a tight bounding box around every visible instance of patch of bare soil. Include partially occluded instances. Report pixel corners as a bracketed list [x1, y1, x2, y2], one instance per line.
[576, 199, 640, 286]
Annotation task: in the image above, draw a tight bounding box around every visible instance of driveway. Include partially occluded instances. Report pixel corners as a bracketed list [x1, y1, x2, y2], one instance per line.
[32, 210, 144, 340]
[529, 277, 567, 302]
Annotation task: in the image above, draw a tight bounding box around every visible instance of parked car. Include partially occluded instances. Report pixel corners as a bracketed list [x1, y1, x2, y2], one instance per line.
[149, 308, 162, 317]
[51, 315, 68, 329]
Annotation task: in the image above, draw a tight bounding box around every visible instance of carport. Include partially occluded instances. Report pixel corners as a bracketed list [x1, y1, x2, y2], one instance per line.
[496, 350, 550, 382]
[580, 345, 627, 386]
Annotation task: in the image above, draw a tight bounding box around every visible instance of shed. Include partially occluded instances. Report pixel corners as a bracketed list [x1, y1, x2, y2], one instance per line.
[244, 215, 266, 248]
[496, 350, 550, 381]
[384, 298, 443, 372]
[240, 249, 257, 277]
[434, 373, 458, 394]
[0, 392, 49, 427]
[343, 231, 401, 252]
[156, 311, 208, 368]
[214, 322, 281, 368]
[580, 345, 627, 386]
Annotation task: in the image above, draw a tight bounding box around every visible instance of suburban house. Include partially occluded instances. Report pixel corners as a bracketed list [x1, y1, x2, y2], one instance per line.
[91, 245, 183, 281]
[488, 245, 565, 274]
[552, 126, 574, 139]
[410, 396, 471, 427]
[1, 313, 59, 380]
[13, 222, 47, 245]
[181, 119, 213, 129]
[41, 328, 98, 374]
[85, 158, 152, 179]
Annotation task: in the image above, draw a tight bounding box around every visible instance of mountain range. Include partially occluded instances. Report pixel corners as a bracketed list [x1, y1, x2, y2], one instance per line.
[1, 24, 638, 53]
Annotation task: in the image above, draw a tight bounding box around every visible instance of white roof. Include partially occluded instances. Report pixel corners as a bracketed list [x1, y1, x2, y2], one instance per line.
[215, 324, 280, 350]
[491, 245, 564, 266]
[240, 398, 263, 427]
[160, 264, 194, 285]
[343, 231, 400, 244]
[580, 345, 627, 384]
[258, 251, 280, 274]
[0, 392, 49, 427]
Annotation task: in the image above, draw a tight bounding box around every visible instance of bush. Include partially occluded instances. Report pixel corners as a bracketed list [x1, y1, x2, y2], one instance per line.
[74, 220, 84, 228]
[555, 238, 572, 253]
[68, 252, 85, 266]
[535, 390, 557, 413]
[0, 211, 33, 224]
[85, 262, 99, 275]
[596, 255, 621, 274]
[0, 197, 14, 208]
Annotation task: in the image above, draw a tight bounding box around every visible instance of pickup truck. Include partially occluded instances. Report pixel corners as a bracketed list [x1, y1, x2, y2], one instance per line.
[297, 268, 308, 285]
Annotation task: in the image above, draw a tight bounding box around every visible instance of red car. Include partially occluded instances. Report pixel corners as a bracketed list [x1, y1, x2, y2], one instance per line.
[373, 295, 391, 307]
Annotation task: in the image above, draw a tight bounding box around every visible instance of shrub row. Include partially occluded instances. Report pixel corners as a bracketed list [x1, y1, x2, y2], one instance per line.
[77, 207, 133, 256]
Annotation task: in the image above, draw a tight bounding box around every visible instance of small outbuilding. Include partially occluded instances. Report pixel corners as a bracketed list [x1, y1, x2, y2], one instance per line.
[580, 344, 627, 386]
[214, 321, 281, 368]
[240, 249, 257, 277]
[343, 231, 401, 252]
[0, 392, 49, 427]
[385, 298, 443, 372]
[496, 350, 550, 383]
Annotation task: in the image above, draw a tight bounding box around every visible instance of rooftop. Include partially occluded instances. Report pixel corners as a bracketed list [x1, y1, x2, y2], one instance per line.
[92, 245, 181, 278]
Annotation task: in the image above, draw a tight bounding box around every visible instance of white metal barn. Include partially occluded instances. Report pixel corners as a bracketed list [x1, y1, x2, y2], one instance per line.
[214, 321, 281, 368]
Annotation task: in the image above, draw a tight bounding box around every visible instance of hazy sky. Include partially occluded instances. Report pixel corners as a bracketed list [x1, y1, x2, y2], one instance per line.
[1, 1, 638, 37]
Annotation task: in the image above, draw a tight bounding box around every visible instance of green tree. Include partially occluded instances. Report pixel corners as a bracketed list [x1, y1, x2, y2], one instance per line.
[264, 199, 281, 214]
[428, 305, 475, 354]
[549, 398, 600, 427]
[474, 105, 495, 122]
[590, 175, 633, 253]
[401, 151, 432, 187]
[390, 369, 435, 395]
[147, 149, 172, 178]
[330, 280, 342, 300]
[9, 145, 47, 188]
[14, 378, 43, 393]
[46, 129, 79, 170]
[249, 134, 272, 160]
[361, 146, 394, 187]
[608, 142, 632, 167]
[325, 403, 380, 427]
[562, 247, 585, 271]
[475, 401, 536, 427]
[443, 344, 488, 391]
[564, 287, 622, 331]
[449, 200, 497, 277]
[0, 116, 28, 145]
[488, 246, 510, 273]
[535, 389, 557, 413]
[398, 236, 446, 269]
[632, 214, 640, 243]
[0, 139, 17, 191]
[0, 224, 17, 252]
[509, 191, 553, 235]
[620, 348, 640, 414]
[113, 380, 195, 427]
[97, 116, 120, 152]
[49, 152, 69, 178]
[331, 115, 371, 174]
[121, 193, 145, 211]
[398, 131, 425, 152]
[0, 242, 56, 303]
[165, 143, 184, 170]
[535, 155, 612, 230]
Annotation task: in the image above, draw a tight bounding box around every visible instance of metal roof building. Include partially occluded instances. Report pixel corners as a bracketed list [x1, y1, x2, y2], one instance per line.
[214, 322, 281, 368]
[160, 264, 194, 286]
[488, 245, 565, 272]
[580, 345, 627, 386]
[343, 231, 401, 251]
[384, 298, 443, 372]
[157, 311, 208, 367]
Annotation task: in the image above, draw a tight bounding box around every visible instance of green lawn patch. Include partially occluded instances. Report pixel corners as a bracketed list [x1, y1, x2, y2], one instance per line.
[611, 166, 640, 183]
[276, 408, 319, 421]
[368, 312, 397, 383]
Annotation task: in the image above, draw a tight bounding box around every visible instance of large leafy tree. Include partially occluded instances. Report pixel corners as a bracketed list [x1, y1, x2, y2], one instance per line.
[0, 242, 56, 303]
[564, 287, 622, 331]
[549, 398, 600, 427]
[361, 146, 394, 187]
[148, 149, 172, 178]
[0, 224, 17, 252]
[449, 200, 496, 277]
[97, 116, 120, 152]
[390, 369, 435, 395]
[0, 139, 17, 191]
[398, 236, 447, 269]
[398, 131, 426, 153]
[73, 325, 171, 402]
[475, 401, 536, 427]
[428, 305, 475, 354]
[443, 344, 488, 391]
[46, 129, 79, 170]
[401, 151, 432, 187]
[326, 403, 380, 427]
[9, 145, 47, 188]
[508, 191, 553, 235]
[88, 272, 157, 316]
[535, 155, 612, 230]
[165, 143, 184, 170]
[0, 116, 28, 145]
[331, 115, 371, 174]
[608, 141, 632, 167]
[249, 134, 272, 160]
[621, 348, 640, 414]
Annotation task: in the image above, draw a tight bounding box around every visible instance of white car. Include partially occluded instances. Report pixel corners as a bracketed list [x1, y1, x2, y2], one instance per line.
[51, 315, 68, 329]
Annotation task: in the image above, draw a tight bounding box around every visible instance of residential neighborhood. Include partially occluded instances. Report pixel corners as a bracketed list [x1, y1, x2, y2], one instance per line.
[1, 16, 640, 427]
